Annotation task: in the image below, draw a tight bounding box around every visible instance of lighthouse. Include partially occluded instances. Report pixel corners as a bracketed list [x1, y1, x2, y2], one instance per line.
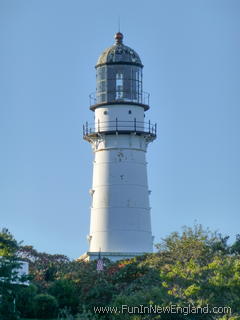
[80, 32, 156, 261]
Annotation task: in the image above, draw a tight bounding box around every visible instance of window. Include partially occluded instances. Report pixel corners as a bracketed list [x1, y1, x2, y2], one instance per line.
[100, 81, 106, 91]
[100, 67, 106, 79]
[104, 111, 108, 115]
[128, 110, 132, 114]
[116, 91, 123, 99]
[116, 72, 123, 85]
[116, 73, 123, 99]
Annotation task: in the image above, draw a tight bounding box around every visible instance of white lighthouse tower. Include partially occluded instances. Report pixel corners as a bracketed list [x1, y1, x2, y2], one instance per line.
[81, 32, 156, 261]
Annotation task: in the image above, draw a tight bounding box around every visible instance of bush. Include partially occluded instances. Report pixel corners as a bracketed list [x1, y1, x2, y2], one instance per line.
[33, 294, 58, 319]
[0, 298, 20, 320]
[17, 284, 37, 318]
[48, 279, 79, 314]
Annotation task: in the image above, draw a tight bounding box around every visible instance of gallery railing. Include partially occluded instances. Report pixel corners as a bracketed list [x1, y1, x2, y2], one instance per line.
[83, 119, 157, 137]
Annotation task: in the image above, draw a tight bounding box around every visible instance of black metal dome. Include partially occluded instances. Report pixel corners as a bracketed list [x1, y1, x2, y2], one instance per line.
[96, 32, 143, 67]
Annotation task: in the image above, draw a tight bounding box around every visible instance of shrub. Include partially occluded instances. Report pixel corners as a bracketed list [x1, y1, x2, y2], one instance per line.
[48, 279, 79, 314]
[17, 284, 37, 318]
[33, 293, 58, 319]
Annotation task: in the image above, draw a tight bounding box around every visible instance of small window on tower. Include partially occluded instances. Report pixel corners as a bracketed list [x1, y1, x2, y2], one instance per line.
[104, 111, 108, 115]
[128, 110, 132, 114]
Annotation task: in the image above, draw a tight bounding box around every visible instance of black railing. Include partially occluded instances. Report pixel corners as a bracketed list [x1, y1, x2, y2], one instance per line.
[83, 119, 157, 137]
[89, 91, 150, 107]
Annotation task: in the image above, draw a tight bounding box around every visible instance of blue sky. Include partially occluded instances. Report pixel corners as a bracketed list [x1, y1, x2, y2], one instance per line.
[0, 0, 239, 259]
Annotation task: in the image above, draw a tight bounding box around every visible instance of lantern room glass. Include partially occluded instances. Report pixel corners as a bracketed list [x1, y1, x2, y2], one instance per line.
[96, 64, 143, 104]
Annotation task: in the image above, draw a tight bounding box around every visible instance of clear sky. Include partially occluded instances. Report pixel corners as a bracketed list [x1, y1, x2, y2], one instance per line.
[0, 0, 239, 259]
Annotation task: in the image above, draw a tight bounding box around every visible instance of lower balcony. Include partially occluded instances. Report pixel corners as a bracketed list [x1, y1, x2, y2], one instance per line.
[83, 119, 157, 140]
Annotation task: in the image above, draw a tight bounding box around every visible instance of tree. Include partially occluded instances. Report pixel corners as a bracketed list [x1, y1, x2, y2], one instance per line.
[48, 279, 79, 314]
[153, 225, 240, 319]
[0, 228, 26, 320]
[230, 235, 240, 255]
[16, 284, 37, 318]
[33, 293, 58, 319]
[1, 226, 239, 319]
[18, 245, 70, 290]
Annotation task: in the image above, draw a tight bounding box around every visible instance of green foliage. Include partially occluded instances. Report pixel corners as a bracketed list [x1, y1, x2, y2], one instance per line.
[17, 284, 38, 318]
[0, 293, 20, 320]
[0, 228, 19, 257]
[48, 279, 79, 314]
[230, 235, 240, 255]
[2, 225, 240, 319]
[0, 228, 22, 284]
[57, 306, 75, 319]
[75, 306, 98, 320]
[153, 225, 240, 318]
[0, 228, 28, 320]
[18, 245, 70, 290]
[33, 294, 58, 319]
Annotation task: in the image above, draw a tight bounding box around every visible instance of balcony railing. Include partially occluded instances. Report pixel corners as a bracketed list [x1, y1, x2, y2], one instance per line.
[83, 119, 157, 138]
[89, 91, 150, 108]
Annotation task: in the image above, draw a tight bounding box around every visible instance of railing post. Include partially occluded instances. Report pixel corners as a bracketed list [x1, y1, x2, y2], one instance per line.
[134, 118, 136, 132]
[116, 118, 118, 132]
[149, 120, 150, 133]
[98, 119, 100, 132]
[86, 122, 88, 135]
[155, 123, 157, 135]
[83, 124, 85, 136]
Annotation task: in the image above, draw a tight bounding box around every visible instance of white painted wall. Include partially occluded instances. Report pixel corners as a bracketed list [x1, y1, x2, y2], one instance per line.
[94, 104, 145, 132]
[87, 105, 154, 255]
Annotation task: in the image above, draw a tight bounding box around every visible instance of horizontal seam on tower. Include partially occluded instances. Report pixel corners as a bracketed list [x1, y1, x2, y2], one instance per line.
[95, 148, 147, 152]
[91, 206, 150, 210]
[90, 230, 152, 233]
[93, 162, 147, 165]
[92, 184, 148, 187]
